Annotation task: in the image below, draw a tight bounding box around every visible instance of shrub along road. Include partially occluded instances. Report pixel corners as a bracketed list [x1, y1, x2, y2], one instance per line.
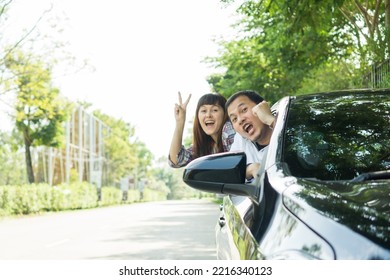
[0, 199, 220, 260]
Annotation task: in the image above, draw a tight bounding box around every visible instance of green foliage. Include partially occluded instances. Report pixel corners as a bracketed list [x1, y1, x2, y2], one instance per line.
[144, 177, 171, 198]
[133, 140, 153, 177]
[39, 183, 98, 212]
[209, 0, 390, 98]
[0, 131, 25, 185]
[378, 73, 390, 88]
[66, 182, 99, 209]
[296, 60, 361, 94]
[0, 183, 98, 216]
[125, 189, 141, 203]
[143, 188, 168, 201]
[237, 0, 388, 64]
[11, 184, 46, 214]
[5, 51, 69, 147]
[4, 50, 70, 183]
[206, 37, 285, 102]
[99, 186, 123, 206]
[151, 156, 203, 200]
[93, 110, 152, 185]
[0, 182, 176, 217]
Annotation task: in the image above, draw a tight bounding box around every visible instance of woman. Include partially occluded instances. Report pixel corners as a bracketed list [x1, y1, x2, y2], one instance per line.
[168, 92, 235, 168]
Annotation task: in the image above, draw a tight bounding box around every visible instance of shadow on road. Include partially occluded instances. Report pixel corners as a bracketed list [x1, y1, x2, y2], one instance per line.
[90, 200, 219, 260]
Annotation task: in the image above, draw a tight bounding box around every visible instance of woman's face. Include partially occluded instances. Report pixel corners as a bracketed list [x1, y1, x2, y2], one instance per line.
[197, 104, 225, 141]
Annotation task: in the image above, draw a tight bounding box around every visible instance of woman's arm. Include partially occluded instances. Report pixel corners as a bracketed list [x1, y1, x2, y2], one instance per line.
[169, 92, 191, 165]
[168, 145, 193, 168]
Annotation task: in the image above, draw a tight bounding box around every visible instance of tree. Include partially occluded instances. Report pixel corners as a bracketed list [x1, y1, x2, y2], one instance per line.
[5, 50, 69, 183]
[338, 0, 390, 63]
[92, 110, 153, 185]
[152, 156, 199, 200]
[133, 140, 153, 179]
[223, 0, 389, 62]
[1, 0, 89, 98]
[205, 37, 287, 102]
[1, 0, 53, 94]
[93, 110, 136, 184]
[297, 59, 359, 94]
[210, 0, 390, 99]
[0, 130, 25, 185]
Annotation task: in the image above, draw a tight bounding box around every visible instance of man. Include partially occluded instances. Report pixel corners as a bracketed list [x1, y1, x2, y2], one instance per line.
[226, 90, 276, 180]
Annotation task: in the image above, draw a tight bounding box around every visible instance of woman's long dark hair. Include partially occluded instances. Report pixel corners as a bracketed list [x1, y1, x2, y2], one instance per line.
[192, 93, 228, 159]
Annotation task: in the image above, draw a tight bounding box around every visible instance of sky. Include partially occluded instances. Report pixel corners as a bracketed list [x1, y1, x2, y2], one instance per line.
[1, 0, 239, 160]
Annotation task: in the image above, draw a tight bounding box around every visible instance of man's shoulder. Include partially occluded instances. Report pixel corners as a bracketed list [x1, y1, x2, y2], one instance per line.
[232, 134, 256, 149]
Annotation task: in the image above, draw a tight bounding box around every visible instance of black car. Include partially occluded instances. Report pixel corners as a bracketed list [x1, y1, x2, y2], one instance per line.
[183, 89, 390, 260]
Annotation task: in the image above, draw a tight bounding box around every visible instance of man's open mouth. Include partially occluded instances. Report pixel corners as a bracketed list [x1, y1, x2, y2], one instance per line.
[243, 123, 253, 134]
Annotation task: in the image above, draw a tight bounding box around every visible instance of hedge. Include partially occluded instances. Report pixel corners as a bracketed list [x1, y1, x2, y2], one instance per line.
[0, 183, 167, 217]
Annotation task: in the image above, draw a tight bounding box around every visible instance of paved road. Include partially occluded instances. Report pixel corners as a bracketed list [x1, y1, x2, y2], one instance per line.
[0, 199, 220, 260]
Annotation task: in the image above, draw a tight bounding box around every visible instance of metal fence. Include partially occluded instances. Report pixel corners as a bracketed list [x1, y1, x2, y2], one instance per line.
[362, 58, 390, 88]
[31, 106, 110, 188]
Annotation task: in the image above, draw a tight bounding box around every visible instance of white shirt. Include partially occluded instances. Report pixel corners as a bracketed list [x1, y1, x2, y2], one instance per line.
[229, 133, 268, 164]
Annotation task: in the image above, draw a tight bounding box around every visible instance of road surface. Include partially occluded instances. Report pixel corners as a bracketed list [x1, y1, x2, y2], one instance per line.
[0, 199, 220, 260]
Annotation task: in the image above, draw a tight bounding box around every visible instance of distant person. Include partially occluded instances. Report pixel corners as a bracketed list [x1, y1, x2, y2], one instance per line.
[168, 92, 235, 167]
[138, 179, 146, 201]
[226, 90, 276, 179]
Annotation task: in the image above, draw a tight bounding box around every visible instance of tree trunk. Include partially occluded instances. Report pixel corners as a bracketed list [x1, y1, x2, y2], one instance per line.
[23, 129, 35, 184]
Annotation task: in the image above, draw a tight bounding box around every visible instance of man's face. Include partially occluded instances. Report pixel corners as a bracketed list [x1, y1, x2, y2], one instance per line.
[227, 95, 266, 143]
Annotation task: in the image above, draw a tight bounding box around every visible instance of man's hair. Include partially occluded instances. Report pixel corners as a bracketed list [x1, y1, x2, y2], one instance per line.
[225, 90, 264, 111]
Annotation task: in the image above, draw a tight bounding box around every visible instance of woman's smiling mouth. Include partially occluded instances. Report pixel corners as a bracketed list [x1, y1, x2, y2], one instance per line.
[205, 120, 215, 127]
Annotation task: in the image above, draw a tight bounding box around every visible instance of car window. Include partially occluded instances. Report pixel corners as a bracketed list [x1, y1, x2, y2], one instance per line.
[283, 91, 390, 180]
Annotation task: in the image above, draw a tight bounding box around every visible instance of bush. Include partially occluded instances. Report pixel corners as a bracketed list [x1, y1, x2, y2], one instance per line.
[0, 186, 16, 216]
[13, 185, 41, 214]
[143, 188, 168, 201]
[0, 183, 98, 216]
[0, 182, 171, 217]
[99, 186, 122, 206]
[126, 189, 141, 203]
[51, 183, 98, 210]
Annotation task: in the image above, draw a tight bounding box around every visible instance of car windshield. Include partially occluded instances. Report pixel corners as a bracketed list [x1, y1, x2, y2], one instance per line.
[283, 91, 390, 181]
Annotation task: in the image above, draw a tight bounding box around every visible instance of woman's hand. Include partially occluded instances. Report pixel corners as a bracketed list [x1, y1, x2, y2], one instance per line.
[169, 92, 191, 165]
[174, 92, 191, 125]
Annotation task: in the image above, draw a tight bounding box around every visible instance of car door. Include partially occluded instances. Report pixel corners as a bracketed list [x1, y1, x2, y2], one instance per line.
[216, 194, 259, 259]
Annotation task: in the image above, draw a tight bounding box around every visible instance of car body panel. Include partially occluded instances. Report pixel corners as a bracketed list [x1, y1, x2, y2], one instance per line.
[217, 196, 258, 259]
[283, 180, 390, 259]
[216, 185, 336, 260]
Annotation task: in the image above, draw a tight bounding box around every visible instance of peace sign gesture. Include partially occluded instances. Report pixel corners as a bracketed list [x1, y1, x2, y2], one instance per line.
[174, 92, 192, 124]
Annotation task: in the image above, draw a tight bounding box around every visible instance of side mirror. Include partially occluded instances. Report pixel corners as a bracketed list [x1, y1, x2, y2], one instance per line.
[183, 152, 258, 198]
